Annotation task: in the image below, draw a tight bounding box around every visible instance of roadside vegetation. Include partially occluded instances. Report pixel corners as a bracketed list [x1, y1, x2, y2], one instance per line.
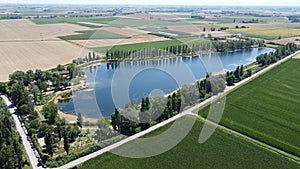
[0, 98, 29, 169]
[0, 63, 102, 167]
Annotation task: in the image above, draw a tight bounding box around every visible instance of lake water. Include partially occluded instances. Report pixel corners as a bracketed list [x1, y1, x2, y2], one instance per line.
[58, 48, 274, 119]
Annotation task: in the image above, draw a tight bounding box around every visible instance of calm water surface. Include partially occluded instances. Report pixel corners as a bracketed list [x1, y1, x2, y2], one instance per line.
[58, 48, 273, 118]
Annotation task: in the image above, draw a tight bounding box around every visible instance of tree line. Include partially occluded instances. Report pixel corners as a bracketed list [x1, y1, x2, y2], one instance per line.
[110, 73, 226, 136]
[104, 39, 264, 61]
[212, 39, 263, 52]
[256, 43, 298, 66]
[0, 98, 26, 169]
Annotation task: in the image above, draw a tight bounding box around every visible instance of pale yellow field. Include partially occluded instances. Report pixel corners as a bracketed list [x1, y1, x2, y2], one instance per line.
[0, 41, 89, 81]
[100, 27, 149, 36]
[274, 36, 300, 45]
[167, 24, 232, 37]
[0, 19, 93, 81]
[70, 34, 169, 48]
[0, 19, 90, 41]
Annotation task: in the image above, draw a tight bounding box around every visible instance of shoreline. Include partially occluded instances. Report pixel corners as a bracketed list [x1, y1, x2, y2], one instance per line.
[56, 47, 273, 121]
[78, 46, 274, 70]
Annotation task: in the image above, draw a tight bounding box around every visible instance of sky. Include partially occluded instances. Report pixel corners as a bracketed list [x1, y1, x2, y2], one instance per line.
[0, 0, 300, 6]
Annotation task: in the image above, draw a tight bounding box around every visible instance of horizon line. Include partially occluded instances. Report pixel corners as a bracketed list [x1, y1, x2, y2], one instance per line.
[0, 3, 300, 7]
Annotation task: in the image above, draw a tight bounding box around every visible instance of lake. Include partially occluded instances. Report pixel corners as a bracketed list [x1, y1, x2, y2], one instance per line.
[58, 48, 274, 119]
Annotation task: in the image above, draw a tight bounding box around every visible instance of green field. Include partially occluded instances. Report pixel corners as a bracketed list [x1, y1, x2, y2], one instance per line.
[31, 17, 118, 25]
[78, 117, 299, 169]
[227, 27, 300, 40]
[31, 17, 191, 27]
[93, 37, 209, 53]
[59, 30, 128, 40]
[205, 16, 289, 24]
[199, 58, 300, 157]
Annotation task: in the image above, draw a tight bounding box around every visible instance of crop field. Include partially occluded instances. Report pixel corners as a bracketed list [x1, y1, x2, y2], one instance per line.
[59, 30, 128, 40]
[274, 36, 300, 46]
[100, 27, 149, 36]
[78, 117, 299, 169]
[199, 59, 300, 157]
[227, 27, 300, 40]
[0, 19, 94, 81]
[0, 19, 90, 41]
[92, 37, 208, 53]
[31, 17, 190, 28]
[204, 16, 289, 24]
[70, 34, 170, 48]
[31, 17, 118, 25]
[0, 41, 89, 81]
[167, 24, 233, 37]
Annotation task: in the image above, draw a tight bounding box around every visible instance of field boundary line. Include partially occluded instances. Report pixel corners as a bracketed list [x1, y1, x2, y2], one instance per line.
[195, 115, 300, 164]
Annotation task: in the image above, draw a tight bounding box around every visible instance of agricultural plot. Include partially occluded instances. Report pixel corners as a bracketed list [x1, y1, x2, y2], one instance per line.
[92, 37, 208, 53]
[31, 16, 190, 28]
[204, 16, 289, 24]
[105, 18, 192, 27]
[100, 27, 149, 36]
[59, 30, 128, 40]
[70, 34, 170, 48]
[0, 19, 93, 81]
[78, 117, 299, 169]
[0, 41, 89, 81]
[227, 27, 300, 40]
[31, 16, 118, 25]
[274, 36, 300, 46]
[167, 24, 232, 37]
[199, 59, 300, 157]
[0, 19, 90, 41]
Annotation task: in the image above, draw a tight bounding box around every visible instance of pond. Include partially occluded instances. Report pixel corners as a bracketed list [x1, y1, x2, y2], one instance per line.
[58, 48, 274, 119]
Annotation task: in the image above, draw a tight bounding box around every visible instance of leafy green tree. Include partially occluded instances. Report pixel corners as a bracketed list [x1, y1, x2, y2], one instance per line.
[42, 101, 58, 125]
[77, 112, 83, 128]
[9, 81, 26, 105]
[57, 64, 65, 71]
[240, 65, 244, 77]
[34, 69, 45, 81]
[0, 82, 8, 94]
[44, 127, 56, 157]
[24, 70, 34, 86]
[9, 70, 25, 85]
[32, 85, 40, 104]
[63, 134, 70, 155]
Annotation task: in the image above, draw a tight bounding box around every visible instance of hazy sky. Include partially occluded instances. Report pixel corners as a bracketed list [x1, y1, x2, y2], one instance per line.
[1, 0, 300, 6]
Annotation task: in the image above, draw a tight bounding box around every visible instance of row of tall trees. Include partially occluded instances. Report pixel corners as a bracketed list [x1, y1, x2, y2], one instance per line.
[111, 93, 183, 136]
[0, 98, 26, 169]
[212, 39, 258, 52]
[256, 43, 298, 66]
[105, 42, 213, 61]
[110, 74, 226, 136]
[226, 65, 252, 86]
[76, 52, 101, 65]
